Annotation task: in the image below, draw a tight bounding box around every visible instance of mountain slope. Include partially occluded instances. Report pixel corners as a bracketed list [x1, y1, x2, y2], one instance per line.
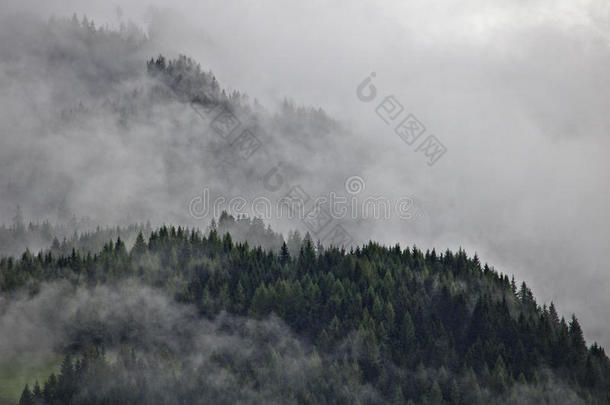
[2, 219, 609, 404]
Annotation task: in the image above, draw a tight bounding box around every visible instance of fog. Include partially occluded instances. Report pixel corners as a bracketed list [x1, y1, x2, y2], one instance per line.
[0, 280, 382, 403]
[1, 0, 609, 353]
[0, 280, 586, 404]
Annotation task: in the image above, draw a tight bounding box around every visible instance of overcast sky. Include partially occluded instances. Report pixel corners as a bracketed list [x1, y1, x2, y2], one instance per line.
[2, 0, 610, 348]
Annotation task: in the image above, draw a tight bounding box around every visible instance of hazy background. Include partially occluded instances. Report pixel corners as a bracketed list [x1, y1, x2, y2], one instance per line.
[1, 0, 609, 351]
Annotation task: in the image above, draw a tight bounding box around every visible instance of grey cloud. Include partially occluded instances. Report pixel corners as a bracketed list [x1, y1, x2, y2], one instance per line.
[0, 0, 609, 352]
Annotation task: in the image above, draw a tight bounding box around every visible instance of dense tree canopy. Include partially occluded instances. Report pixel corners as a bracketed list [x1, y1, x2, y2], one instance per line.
[2, 214, 609, 404]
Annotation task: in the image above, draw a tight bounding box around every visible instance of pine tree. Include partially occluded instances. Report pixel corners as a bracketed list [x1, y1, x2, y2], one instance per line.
[132, 232, 147, 257]
[43, 373, 57, 403]
[57, 354, 75, 401]
[399, 311, 416, 364]
[19, 384, 33, 405]
[251, 283, 269, 316]
[222, 232, 233, 253]
[492, 355, 509, 392]
[549, 302, 560, 326]
[569, 314, 587, 366]
[32, 381, 42, 399]
[234, 281, 246, 313]
[279, 241, 290, 266]
[428, 381, 443, 404]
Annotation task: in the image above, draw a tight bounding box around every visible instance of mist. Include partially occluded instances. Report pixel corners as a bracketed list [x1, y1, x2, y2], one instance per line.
[1, 0, 609, 359]
[0, 280, 383, 403]
[0, 280, 587, 404]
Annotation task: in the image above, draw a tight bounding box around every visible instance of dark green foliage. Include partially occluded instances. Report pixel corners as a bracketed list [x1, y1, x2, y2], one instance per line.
[5, 219, 610, 404]
[18, 385, 32, 405]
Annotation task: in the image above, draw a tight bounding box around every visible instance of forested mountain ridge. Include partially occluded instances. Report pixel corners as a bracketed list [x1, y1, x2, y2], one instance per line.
[2, 216, 609, 404]
[1, 14, 609, 405]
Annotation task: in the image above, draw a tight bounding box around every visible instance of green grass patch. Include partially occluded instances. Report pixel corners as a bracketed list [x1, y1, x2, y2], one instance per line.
[0, 351, 62, 404]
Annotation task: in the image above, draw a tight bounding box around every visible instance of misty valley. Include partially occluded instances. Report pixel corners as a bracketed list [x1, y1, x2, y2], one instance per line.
[1, 6, 610, 405]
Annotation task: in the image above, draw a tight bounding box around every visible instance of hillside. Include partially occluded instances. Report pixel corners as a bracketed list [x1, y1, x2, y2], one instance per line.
[2, 10, 610, 405]
[2, 217, 609, 404]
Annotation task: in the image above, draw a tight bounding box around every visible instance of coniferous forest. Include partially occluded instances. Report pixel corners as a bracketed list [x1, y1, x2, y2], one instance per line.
[1, 214, 608, 404]
[1, 7, 610, 405]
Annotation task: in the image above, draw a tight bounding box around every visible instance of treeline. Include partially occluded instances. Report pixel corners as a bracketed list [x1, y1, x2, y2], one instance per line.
[146, 53, 340, 145]
[0, 209, 151, 258]
[4, 219, 609, 403]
